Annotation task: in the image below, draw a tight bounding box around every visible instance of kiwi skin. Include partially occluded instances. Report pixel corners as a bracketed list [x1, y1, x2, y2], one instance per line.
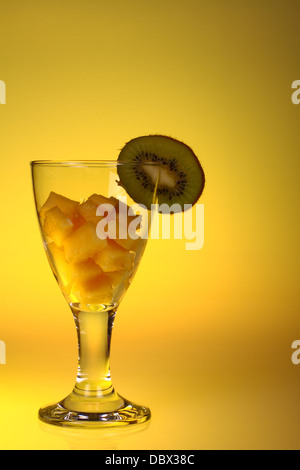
[117, 135, 205, 213]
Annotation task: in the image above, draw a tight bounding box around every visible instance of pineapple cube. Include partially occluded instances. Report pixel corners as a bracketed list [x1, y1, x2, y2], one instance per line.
[85, 194, 142, 251]
[43, 206, 74, 248]
[47, 243, 73, 291]
[63, 222, 108, 263]
[94, 240, 135, 272]
[79, 194, 116, 224]
[112, 214, 142, 251]
[106, 270, 130, 289]
[72, 213, 86, 230]
[106, 271, 130, 304]
[78, 199, 99, 225]
[109, 196, 124, 212]
[71, 258, 103, 283]
[109, 197, 139, 217]
[39, 192, 79, 220]
[89, 194, 117, 207]
[72, 274, 114, 305]
[97, 210, 142, 251]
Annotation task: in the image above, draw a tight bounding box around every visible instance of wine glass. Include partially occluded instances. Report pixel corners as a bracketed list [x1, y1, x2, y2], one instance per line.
[31, 160, 157, 427]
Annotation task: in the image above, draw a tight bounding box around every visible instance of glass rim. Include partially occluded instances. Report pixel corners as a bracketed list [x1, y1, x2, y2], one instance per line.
[30, 160, 159, 167]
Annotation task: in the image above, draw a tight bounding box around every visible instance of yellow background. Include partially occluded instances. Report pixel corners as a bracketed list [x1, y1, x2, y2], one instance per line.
[0, 0, 300, 449]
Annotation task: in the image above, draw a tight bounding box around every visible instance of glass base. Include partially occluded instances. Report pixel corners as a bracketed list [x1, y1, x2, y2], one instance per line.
[38, 392, 151, 428]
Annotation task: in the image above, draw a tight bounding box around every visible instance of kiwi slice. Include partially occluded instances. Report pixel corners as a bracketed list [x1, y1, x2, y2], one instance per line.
[117, 135, 205, 213]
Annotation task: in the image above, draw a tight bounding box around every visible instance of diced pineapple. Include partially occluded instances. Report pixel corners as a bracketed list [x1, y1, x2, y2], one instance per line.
[71, 274, 114, 305]
[82, 194, 142, 251]
[94, 240, 135, 272]
[96, 211, 142, 251]
[89, 194, 117, 207]
[78, 194, 116, 224]
[63, 222, 108, 263]
[39, 192, 79, 220]
[72, 213, 86, 230]
[71, 258, 103, 283]
[43, 206, 74, 248]
[78, 199, 99, 224]
[112, 217, 143, 251]
[108, 196, 121, 209]
[106, 270, 130, 289]
[47, 243, 74, 291]
[106, 271, 130, 304]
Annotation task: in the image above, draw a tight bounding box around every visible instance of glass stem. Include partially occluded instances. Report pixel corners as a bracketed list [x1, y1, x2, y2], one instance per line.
[71, 306, 117, 398]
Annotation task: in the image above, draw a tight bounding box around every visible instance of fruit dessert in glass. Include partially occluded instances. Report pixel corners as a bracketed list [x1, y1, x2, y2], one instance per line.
[31, 135, 205, 427]
[40, 191, 144, 308]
